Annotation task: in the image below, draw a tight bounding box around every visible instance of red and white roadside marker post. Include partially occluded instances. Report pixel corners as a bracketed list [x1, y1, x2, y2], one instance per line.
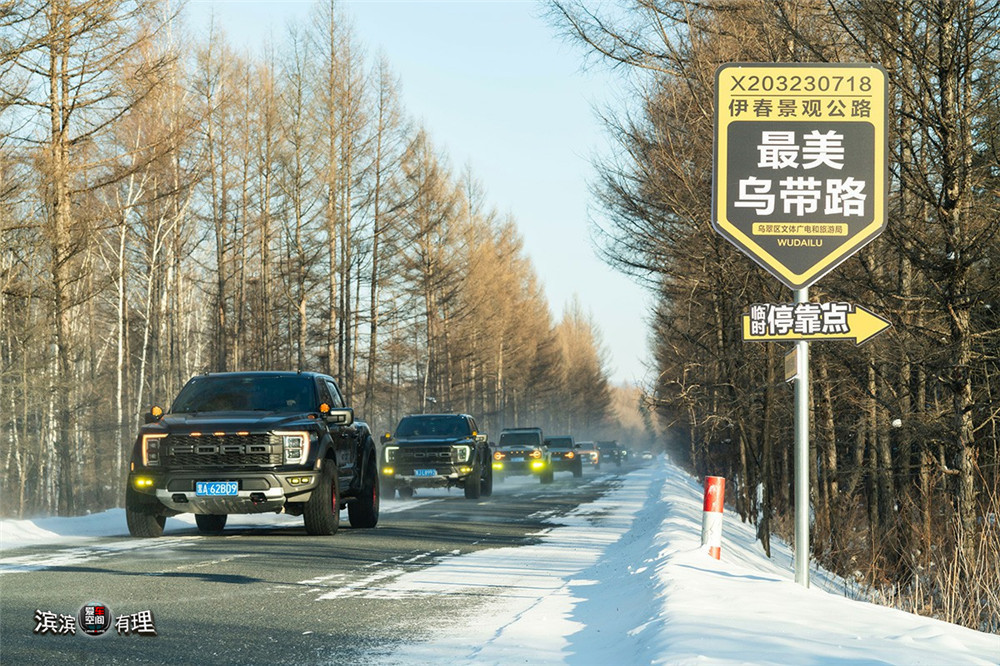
[701, 476, 726, 559]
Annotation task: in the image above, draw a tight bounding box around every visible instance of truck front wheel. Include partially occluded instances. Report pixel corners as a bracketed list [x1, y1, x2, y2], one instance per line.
[349, 455, 380, 528]
[126, 486, 165, 538]
[481, 460, 493, 497]
[464, 461, 482, 499]
[304, 462, 340, 535]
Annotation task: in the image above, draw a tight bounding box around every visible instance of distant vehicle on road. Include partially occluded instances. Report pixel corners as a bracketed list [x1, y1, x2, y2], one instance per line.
[575, 441, 600, 469]
[380, 413, 493, 500]
[545, 435, 583, 478]
[597, 441, 623, 468]
[494, 427, 552, 483]
[641, 451, 654, 461]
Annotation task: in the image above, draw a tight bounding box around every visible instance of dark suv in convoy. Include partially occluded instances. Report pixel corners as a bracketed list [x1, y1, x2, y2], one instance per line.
[493, 427, 552, 483]
[126, 371, 380, 538]
[597, 440, 623, 468]
[545, 435, 583, 478]
[379, 413, 493, 500]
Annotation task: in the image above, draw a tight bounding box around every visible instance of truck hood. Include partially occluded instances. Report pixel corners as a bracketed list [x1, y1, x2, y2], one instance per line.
[152, 411, 316, 433]
[393, 435, 473, 446]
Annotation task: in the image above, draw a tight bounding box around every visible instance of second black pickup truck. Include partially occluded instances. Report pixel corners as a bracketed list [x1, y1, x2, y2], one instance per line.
[379, 413, 493, 499]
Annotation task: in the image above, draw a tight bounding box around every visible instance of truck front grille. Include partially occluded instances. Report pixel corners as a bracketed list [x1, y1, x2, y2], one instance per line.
[163, 434, 282, 467]
[396, 446, 456, 464]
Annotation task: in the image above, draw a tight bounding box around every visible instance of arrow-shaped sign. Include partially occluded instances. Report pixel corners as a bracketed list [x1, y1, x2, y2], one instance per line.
[742, 302, 891, 345]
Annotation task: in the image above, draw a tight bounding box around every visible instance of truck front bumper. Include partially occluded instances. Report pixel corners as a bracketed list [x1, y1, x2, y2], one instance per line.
[381, 463, 476, 488]
[129, 470, 318, 515]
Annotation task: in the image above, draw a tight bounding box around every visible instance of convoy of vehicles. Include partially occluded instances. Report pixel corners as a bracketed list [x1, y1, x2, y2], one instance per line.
[126, 371, 380, 538]
[379, 413, 493, 499]
[127, 373, 640, 536]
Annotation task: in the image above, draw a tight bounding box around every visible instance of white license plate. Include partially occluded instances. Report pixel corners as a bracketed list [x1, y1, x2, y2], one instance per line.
[414, 469, 436, 477]
[196, 481, 238, 496]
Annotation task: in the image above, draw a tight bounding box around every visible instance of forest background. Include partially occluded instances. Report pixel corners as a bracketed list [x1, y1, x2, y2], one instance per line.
[1, 0, 997, 635]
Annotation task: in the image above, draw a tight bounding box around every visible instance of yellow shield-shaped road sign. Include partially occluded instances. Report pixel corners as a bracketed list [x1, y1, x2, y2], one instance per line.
[713, 63, 888, 290]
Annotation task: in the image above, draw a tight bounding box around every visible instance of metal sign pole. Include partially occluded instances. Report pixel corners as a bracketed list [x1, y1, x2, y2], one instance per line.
[793, 287, 810, 587]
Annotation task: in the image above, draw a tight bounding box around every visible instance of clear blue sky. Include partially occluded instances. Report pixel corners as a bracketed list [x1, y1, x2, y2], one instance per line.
[185, 0, 652, 385]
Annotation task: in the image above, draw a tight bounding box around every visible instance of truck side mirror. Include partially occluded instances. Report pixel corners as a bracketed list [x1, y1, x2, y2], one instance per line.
[323, 407, 354, 426]
[381, 432, 392, 444]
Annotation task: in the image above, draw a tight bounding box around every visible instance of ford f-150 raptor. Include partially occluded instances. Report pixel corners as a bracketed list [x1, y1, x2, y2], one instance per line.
[379, 413, 493, 499]
[126, 371, 379, 537]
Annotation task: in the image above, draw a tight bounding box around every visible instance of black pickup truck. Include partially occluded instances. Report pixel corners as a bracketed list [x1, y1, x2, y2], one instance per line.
[125, 371, 380, 537]
[379, 413, 493, 499]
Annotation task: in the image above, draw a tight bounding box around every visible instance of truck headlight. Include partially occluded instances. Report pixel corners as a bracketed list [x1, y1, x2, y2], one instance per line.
[453, 445, 471, 463]
[277, 431, 311, 465]
[384, 446, 398, 464]
[141, 433, 166, 466]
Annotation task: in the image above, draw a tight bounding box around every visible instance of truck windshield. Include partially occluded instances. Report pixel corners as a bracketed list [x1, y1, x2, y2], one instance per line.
[499, 432, 540, 448]
[395, 415, 470, 438]
[170, 376, 317, 414]
[546, 437, 573, 449]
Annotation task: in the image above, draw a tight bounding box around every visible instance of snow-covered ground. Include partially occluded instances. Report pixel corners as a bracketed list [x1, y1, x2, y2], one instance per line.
[2, 460, 997, 664]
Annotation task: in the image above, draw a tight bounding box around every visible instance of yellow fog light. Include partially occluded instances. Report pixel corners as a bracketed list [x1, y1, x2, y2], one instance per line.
[382, 467, 395, 476]
[459, 466, 473, 474]
[133, 477, 154, 489]
[531, 461, 545, 470]
[492, 462, 504, 470]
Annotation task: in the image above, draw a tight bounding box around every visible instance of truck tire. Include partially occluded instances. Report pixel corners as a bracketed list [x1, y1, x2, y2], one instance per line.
[573, 460, 583, 478]
[126, 486, 165, 538]
[540, 468, 554, 484]
[481, 461, 493, 497]
[195, 514, 227, 535]
[349, 455, 380, 528]
[304, 462, 340, 535]
[398, 486, 414, 499]
[464, 462, 482, 499]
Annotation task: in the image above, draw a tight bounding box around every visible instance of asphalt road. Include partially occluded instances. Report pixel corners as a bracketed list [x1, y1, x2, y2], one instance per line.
[0, 466, 627, 665]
